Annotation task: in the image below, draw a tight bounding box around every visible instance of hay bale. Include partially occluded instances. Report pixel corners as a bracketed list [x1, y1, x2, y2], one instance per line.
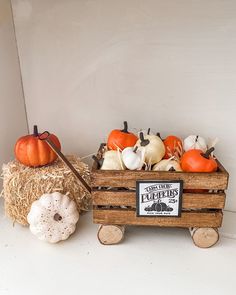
[1, 156, 91, 226]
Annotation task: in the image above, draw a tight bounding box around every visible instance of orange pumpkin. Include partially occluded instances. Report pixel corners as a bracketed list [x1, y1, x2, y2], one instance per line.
[181, 147, 217, 173]
[163, 135, 183, 159]
[15, 125, 61, 167]
[107, 121, 138, 150]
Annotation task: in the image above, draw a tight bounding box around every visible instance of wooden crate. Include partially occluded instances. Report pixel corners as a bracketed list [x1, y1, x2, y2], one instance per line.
[91, 145, 229, 247]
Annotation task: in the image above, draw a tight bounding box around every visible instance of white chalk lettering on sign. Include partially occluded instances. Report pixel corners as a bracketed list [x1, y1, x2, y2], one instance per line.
[136, 181, 183, 217]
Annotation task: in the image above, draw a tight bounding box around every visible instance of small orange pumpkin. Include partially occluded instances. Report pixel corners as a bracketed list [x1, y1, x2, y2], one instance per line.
[181, 147, 217, 173]
[163, 135, 183, 159]
[15, 125, 61, 167]
[107, 121, 138, 151]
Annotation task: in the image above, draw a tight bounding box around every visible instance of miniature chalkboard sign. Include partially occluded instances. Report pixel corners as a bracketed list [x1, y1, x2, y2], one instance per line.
[136, 180, 183, 217]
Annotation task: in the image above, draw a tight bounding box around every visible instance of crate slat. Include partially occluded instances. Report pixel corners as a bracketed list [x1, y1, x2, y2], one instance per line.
[91, 169, 228, 190]
[93, 209, 223, 228]
[92, 191, 226, 209]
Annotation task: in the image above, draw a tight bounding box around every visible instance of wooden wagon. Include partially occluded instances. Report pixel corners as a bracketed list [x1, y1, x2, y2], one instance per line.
[91, 145, 229, 248]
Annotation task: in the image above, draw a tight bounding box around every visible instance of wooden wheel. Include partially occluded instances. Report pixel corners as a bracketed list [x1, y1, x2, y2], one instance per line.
[97, 225, 125, 245]
[189, 227, 219, 248]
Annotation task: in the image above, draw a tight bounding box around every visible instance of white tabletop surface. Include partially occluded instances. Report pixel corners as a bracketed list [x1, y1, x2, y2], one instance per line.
[0, 200, 235, 295]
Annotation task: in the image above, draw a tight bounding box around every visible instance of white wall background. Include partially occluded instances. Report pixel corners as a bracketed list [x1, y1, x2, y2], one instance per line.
[11, 0, 236, 210]
[0, 0, 28, 188]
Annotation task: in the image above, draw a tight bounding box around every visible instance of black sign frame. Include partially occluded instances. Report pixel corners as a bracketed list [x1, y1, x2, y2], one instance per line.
[136, 180, 183, 217]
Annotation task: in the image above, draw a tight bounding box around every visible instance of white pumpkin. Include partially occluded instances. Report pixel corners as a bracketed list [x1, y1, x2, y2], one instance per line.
[122, 146, 145, 170]
[135, 132, 165, 165]
[27, 192, 79, 243]
[183, 135, 207, 152]
[101, 150, 125, 170]
[152, 158, 182, 171]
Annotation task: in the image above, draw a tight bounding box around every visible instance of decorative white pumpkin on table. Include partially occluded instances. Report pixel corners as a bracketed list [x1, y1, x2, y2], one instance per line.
[183, 135, 207, 152]
[152, 157, 182, 172]
[135, 131, 165, 165]
[27, 192, 79, 243]
[121, 146, 145, 170]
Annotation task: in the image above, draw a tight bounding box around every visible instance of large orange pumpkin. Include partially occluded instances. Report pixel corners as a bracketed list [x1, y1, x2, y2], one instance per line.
[181, 147, 217, 173]
[14, 125, 61, 167]
[107, 121, 138, 150]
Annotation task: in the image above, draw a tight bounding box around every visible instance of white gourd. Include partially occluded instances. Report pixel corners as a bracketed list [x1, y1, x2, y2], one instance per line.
[183, 135, 207, 152]
[122, 146, 145, 170]
[152, 158, 182, 171]
[27, 192, 79, 243]
[135, 132, 165, 165]
[101, 150, 125, 170]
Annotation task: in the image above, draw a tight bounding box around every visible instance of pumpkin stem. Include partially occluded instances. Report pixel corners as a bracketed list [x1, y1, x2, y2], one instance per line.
[33, 125, 39, 137]
[202, 147, 215, 159]
[92, 155, 104, 168]
[195, 135, 199, 142]
[133, 146, 138, 153]
[147, 128, 151, 135]
[54, 213, 62, 221]
[140, 132, 150, 146]
[156, 132, 161, 139]
[121, 121, 129, 133]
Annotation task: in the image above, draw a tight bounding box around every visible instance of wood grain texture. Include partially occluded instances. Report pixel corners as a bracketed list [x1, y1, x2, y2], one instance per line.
[91, 169, 228, 190]
[93, 209, 223, 228]
[92, 191, 226, 209]
[189, 227, 219, 248]
[97, 225, 125, 245]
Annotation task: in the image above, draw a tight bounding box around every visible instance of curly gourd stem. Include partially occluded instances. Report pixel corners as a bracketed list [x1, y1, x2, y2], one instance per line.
[140, 132, 150, 146]
[140, 132, 145, 141]
[156, 132, 162, 139]
[33, 125, 39, 137]
[122, 121, 129, 133]
[202, 147, 215, 159]
[133, 146, 138, 153]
